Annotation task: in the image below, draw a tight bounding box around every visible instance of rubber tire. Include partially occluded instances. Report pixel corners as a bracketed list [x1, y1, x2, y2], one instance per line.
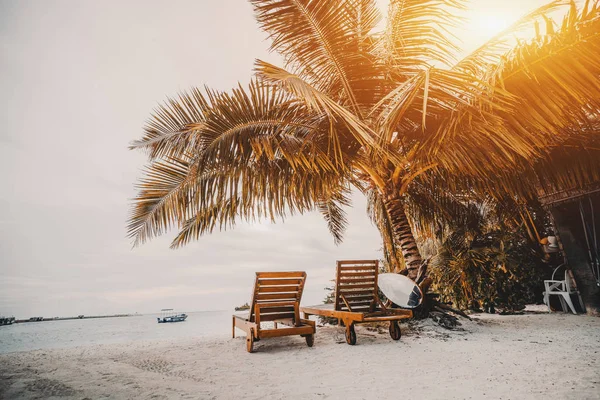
[345, 324, 357, 345]
[246, 329, 255, 353]
[389, 321, 401, 341]
[305, 334, 314, 347]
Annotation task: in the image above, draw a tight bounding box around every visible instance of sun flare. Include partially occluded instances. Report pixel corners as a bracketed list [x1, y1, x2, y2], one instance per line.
[473, 14, 510, 38]
[458, 7, 524, 54]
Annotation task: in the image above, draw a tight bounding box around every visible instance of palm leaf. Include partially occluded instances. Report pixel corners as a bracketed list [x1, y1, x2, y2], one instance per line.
[454, 0, 570, 78]
[129, 80, 350, 246]
[255, 60, 382, 154]
[384, 0, 466, 70]
[251, 0, 385, 114]
[317, 188, 351, 245]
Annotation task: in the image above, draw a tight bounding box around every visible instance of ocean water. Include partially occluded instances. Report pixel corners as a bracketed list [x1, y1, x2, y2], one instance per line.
[0, 310, 234, 354]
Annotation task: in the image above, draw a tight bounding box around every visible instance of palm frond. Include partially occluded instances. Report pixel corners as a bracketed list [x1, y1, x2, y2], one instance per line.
[454, 0, 570, 78]
[255, 60, 381, 154]
[129, 80, 351, 246]
[250, 0, 383, 112]
[130, 88, 210, 160]
[317, 188, 351, 245]
[491, 2, 600, 144]
[168, 161, 349, 248]
[384, 0, 466, 70]
[418, 3, 600, 182]
[128, 157, 197, 246]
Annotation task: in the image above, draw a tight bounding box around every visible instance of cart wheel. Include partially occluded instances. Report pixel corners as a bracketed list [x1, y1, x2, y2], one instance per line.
[389, 321, 401, 340]
[246, 329, 255, 353]
[305, 334, 314, 347]
[345, 324, 357, 345]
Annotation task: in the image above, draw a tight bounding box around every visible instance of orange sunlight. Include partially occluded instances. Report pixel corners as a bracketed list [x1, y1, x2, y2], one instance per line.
[470, 11, 511, 38]
[459, 5, 530, 55]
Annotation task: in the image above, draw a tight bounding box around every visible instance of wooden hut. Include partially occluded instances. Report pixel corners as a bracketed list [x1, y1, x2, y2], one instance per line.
[538, 182, 600, 315]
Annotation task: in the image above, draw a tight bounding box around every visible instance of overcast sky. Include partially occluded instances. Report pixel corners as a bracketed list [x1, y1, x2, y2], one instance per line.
[1, 0, 559, 317]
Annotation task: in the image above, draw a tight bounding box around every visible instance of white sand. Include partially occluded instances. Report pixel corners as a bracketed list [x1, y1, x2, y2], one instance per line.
[1, 312, 599, 399]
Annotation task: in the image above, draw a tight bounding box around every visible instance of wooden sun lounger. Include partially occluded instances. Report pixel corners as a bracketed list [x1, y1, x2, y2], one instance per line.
[301, 260, 412, 345]
[232, 271, 316, 353]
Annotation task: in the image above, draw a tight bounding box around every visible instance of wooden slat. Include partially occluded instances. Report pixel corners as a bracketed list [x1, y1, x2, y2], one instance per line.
[257, 278, 303, 286]
[339, 278, 375, 285]
[243, 271, 308, 333]
[337, 289, 374, 296]
[338, 260, 378, 265]
[365, 309, 413, 317]
[335, 260, 378, 313]
[256, 292, 298, 301]
[257, 312, 295, 322]
[256, 272, 306, 278]
[334, 261, 342, 312]
[339, 274, 376, 279]
[345, 298, 373, 304]
[345, 304, 374, 310]
[338, 272, 377, 277]
[249, 274, 260, 322]
[373, 259, 380, 310]
[258, 324, 314, 338]
[338, 266, 377, 271]
[342, 304, 371, 309]
[257, 285, 300, 293]
[340, 294, 353, 311]
[341, 295, 374, 302]
[254, 301, 296, 307]
[340, 306, 370, 312]
[256, 300, 296, 307]
[255, 306, 294, 314]
[363, 313, 412, 322]
[300, 305, 367, 321]
[338, 283, 376, 290]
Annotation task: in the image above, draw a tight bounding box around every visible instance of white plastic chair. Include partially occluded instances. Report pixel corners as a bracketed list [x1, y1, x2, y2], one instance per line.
[543, 264, 582, 314]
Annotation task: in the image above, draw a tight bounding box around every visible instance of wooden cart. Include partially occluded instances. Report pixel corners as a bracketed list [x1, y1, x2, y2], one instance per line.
[233, 271, 316, 352]
[301, 260, 412, 345]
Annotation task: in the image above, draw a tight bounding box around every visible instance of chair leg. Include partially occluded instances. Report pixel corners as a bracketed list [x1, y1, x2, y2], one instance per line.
[576, 292, 586, 313]
[561, 294, 577, 314]
[543, 292, 551, 312]
[558, 296, 568, 313]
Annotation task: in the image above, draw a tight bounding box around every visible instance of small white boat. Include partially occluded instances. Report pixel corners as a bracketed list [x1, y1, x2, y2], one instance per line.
[157, 309, 187, 323]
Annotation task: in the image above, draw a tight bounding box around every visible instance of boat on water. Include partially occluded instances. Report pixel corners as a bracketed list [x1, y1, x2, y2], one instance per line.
[234, 302, 250, 311]
[157, 309, 187, 323]
[0, 316, 15, 326]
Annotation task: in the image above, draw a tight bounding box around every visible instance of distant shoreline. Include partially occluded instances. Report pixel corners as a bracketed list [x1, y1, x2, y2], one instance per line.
[8, 310, 231, 325]
[14, 314, 138, 324]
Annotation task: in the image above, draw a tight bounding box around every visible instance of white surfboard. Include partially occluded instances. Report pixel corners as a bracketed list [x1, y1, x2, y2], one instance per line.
[378, 273, 423, 308]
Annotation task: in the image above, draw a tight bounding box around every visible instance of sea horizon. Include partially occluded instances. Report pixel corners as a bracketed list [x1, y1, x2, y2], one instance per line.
[0, 309, 235, 354]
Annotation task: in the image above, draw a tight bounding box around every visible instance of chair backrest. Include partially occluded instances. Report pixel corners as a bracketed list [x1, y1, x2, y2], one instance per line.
[248, 271, 307, 324]
[334, 260, 379, 312]
[550, 264, 578, 293]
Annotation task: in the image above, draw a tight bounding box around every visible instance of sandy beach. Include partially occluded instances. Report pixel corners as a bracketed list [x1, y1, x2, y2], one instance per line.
[1, 311, 599, 399]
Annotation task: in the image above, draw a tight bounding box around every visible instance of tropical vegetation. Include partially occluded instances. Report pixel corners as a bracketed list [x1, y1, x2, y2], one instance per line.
[128, 0, 600, 315]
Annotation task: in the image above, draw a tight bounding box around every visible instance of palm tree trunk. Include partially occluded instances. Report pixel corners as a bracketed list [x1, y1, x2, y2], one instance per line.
[383, 186, 467, 326]
[383, 186, 422, 280]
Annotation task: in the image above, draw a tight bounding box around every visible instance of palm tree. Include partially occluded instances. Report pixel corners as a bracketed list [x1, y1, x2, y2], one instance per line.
[129, 0, 600, 287]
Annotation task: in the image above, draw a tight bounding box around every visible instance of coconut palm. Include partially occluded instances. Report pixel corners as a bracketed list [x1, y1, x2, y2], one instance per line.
[129, 0, 600, 285]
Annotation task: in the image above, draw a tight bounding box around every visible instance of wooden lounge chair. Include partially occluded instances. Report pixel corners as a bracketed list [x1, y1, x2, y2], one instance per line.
[232, 271, 316, 352]
[301, 260, 412, 345]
